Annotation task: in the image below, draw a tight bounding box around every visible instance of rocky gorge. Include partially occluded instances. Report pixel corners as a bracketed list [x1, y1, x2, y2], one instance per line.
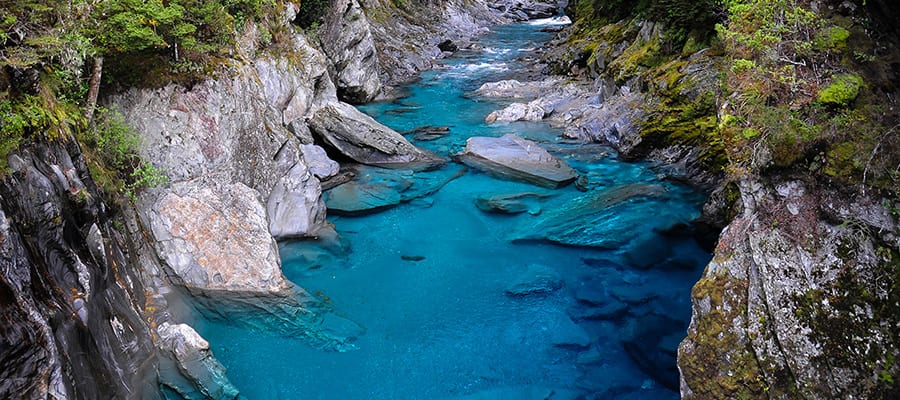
[1, 0, 899, 399]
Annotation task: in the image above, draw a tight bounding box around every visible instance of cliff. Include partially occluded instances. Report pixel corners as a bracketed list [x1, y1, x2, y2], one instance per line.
[0, 0, 537, 397]
[539, 0, 900, 398]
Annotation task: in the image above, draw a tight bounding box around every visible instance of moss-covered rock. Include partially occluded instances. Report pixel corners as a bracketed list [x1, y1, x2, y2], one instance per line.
[817, 73, 864, 107]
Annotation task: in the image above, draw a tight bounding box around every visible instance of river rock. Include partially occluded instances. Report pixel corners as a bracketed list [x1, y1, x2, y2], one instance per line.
[505, 264, 564, 296]
[485, 102, 547, 123]
[309, 102, 445, 170]
[450, 386, 581, 400]
[621, 314, 684, 390]
[404, 125, 451, 141]
[149, 179, 290, 295]
[300, 144, 340, 179]
[569, 300, 629, 321]
[267, 160, 326, 240]
[324, 165, 466, 215]
[438, 39, 459, 52]
[324, 179, 406, 215]
[574, 284, 608, 306]
[513, 184, 676, 247]
[474, 79, 563, 99]
[474, 192, 550, 214]
[455, 134, 577, 188]
[320, 0, 382, 103]
[156, 322, 240, 400]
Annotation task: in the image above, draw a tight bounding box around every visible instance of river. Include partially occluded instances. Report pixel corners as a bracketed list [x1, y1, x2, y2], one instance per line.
[190, 18, 710, 400]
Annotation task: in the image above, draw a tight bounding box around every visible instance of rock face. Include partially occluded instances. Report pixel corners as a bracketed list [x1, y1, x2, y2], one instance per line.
[308, 102, 445, 169]
[456, 134, 577, 188]
[361, 0, 503, 85]
[0, 141, 158, 399]
[678, 178, 900, 399]
[320, 0, 382, 103]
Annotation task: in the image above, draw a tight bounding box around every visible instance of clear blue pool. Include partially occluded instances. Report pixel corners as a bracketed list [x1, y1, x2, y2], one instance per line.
[192, 19, 710, 400]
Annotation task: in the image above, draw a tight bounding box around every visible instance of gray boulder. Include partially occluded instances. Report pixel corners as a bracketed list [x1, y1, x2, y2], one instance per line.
[300, 144, 340, 180]
[309, 102, 445, 170]
[485, 102, 547, 123]
[267, 160, 326, 240]
[148, 179, 289, 295]
[474, 79, 564, 99]
[455, 134, 577, 188]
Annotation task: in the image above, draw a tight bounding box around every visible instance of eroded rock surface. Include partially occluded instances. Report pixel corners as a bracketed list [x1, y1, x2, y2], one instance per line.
[321, 0, 382, 103]
[309, 102, 445, 169]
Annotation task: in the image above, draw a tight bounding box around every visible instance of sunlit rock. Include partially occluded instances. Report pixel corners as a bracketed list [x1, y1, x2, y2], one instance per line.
[455, 134, 577, 188]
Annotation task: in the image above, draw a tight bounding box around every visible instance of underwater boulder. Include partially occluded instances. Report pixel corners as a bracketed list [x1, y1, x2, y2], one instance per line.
[474, 192, 551, 215]
[505, 264, 564, 296]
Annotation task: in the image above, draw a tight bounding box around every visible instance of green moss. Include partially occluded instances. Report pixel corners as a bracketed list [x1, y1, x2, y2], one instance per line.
[824, 141, 864, 179]
[817, 74, 864, 107]
[679, 272, 769, 399]
[814, 26, 850, 52]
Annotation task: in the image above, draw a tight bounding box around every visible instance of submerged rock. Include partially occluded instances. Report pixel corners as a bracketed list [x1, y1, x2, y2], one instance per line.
[547, 313, 592, 348]
[455, 134, 578, 188]
[324, 178, 407, 215]
[474, 192, 551, 214]
[324, 165, 466, 215]
[450, 386, 581, 400]
[309, 102, 445, 170]
[404, 125, 451, 141]
[505, 264, 564, 296]
[513, 183, 679, 248]
[621, 314, 684, 390]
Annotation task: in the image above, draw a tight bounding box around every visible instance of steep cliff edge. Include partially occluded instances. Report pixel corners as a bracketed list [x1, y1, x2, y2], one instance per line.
[0, 139, 158, 398]
[541, 0, 900, 398]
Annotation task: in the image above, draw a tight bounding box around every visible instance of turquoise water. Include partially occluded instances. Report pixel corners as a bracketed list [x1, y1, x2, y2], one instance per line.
[192, 20, 710, 400]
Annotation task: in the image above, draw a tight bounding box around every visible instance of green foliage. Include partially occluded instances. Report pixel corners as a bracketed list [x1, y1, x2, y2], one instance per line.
[78, 108, 169, 198]
[88, 108, 141, 170]
[0, 100, 24, 173]
[731, 58, 756, 73]
[817, 74, 864, 107]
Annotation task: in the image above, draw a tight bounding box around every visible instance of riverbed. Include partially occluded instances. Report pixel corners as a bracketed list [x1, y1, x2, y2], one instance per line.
[192, 18, 710, 400]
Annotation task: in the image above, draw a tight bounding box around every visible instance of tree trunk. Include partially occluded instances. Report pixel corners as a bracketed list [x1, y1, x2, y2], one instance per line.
[84, 56, 103, 125]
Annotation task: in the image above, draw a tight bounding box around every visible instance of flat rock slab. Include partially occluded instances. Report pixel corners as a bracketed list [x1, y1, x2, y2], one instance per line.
[455, 134, 577, 188]
[323, 165, 466, 215]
